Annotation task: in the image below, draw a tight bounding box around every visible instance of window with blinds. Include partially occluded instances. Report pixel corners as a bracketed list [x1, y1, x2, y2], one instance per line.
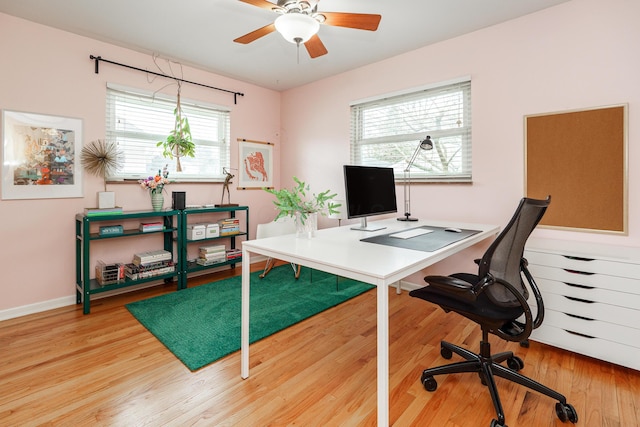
[350, 79, 472, 182]
[105, 84, 231, 181]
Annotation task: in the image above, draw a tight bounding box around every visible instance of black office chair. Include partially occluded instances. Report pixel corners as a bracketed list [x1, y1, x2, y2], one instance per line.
[409, 197, 577, 427]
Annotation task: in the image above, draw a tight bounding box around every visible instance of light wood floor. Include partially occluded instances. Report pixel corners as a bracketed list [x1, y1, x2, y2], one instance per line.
[1, 263, 639, 426]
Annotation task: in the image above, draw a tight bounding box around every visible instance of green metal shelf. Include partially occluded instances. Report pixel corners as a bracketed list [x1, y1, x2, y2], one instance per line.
[76, 206, 249, 314]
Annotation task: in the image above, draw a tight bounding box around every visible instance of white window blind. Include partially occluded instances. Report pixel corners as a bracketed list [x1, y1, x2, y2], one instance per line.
[105, 85, 230, 181]
[350, 79, 472, 182]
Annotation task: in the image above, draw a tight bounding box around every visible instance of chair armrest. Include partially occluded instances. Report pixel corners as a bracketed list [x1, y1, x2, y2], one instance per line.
[521, 257, 545, 329]
[424, 275, 478, 302]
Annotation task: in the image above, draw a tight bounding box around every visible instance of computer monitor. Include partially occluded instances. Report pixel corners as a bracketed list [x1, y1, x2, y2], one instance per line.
[343, 165, 397, 231]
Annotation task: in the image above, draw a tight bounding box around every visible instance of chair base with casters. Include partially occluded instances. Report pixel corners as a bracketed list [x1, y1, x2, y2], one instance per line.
[419, 331, 577, 427]
[409, 197, 577, 427]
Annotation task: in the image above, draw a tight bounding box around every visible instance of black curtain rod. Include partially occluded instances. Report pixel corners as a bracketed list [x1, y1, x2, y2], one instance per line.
[89, 55, 245, 104]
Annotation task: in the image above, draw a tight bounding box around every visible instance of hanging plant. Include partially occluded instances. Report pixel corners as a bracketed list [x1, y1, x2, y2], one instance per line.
[81, 139, 123, 191]
[157, 82, 195, 172]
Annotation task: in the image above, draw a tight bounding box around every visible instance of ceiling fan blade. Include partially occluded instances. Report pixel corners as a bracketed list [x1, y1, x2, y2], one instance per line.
[233, 23, 277, 44]
[238, 0, 280, 11]
[304, 34, 328, 58]
[320, 12, 381, 31]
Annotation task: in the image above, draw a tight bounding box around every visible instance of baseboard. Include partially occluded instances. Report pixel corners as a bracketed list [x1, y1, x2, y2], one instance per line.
[398, 280, 423, 292]
[0, 261, 418, 322]
[0, 295, 76, 322]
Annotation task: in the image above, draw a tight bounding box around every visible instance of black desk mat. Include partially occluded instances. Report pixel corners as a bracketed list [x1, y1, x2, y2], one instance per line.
[361, 225, 481, 252]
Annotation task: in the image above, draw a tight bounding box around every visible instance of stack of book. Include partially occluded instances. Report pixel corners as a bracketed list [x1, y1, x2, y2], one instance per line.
[197, 245, 226, 266]
[132, 249, 172, 265]
[226, 248, 242, 261]
[124, 260, 175, 280]
[127, 250, 175, 280]
[218, 218, 241, 236]
[139, 221, 164, 232]
[84, 206, 123, 217]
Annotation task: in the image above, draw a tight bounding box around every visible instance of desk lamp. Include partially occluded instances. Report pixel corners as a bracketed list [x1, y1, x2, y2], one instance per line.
[398, 135, 433, 221]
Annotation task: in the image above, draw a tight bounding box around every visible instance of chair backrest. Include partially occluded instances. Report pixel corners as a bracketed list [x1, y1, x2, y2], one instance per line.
[477, 197, 550, 307]
[256, 216, 296, 239]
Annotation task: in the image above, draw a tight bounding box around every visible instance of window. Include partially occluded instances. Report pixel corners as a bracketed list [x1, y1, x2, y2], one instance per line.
[350, 78, 471, 182]
[106, 84, 230, 181]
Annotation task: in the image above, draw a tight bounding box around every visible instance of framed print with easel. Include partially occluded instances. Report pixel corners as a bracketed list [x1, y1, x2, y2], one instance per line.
[237, 138, 273, 189]
[2, 110, 83, 200]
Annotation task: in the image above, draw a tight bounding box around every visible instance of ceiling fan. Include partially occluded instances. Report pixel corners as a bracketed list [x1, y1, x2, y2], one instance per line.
[233, 0, 381, 59]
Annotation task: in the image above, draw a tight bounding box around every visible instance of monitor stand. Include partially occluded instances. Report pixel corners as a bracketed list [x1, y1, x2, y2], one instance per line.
[350, 217, 386, 232]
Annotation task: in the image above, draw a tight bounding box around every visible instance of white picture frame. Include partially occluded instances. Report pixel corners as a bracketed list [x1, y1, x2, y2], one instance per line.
[237, 138, 273, 189]
[2, 110, 83, 200]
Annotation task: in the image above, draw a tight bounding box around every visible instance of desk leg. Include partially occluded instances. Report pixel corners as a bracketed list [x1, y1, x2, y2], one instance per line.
[377, 280, 389, 426]
[241, 247, 250, 379]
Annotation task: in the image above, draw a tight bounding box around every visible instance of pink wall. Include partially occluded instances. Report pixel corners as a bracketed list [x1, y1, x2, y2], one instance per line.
[280, 0, 640, 279]
[0, 13, 282, 314]
[2, 0, 639, 316]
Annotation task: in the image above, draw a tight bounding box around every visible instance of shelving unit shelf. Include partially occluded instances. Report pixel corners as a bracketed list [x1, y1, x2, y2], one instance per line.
[75, 206, 249, 314]
[179, 206, 249, 281]
[76, 209, 179, 314]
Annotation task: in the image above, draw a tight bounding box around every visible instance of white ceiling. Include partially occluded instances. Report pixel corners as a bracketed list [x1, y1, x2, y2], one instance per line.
[0, 0, 570, 91]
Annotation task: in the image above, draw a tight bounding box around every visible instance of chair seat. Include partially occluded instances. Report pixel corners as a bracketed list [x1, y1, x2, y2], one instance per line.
[410, 273, 524, 325]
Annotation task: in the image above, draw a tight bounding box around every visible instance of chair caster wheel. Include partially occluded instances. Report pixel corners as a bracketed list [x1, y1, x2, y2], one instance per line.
[440, 346, 453, 359]
[421, 373, 437, 392]
[490, 419, 507, 427]
[507, 355, 524, 371]
[555, 402, 578, 423]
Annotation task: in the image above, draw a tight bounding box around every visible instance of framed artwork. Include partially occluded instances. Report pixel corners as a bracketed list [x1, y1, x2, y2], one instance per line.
[2, 110, 83, 200]
[237, 138, 273, 189]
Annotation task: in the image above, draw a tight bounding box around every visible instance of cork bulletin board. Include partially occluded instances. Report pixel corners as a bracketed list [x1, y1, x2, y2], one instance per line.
[525, 104, 627, 234]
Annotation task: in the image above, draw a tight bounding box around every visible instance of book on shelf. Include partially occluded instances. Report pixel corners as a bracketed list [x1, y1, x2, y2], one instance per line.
[132, 249, 172, 265]
[199, 244, 226, 254]
[139, 222, 164, 232]
[220, 228, 240, 236]
[226, 248, 242, 258]
[125, 260, 175, 280]
[99, 225, 124, 236]
[199, 252, 226, 261]
[196, 257, 226, 266]
[84, 206, 123, 216]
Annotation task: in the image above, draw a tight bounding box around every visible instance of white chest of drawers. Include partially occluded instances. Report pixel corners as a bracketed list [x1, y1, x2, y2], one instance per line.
[524, 238, 640, 371]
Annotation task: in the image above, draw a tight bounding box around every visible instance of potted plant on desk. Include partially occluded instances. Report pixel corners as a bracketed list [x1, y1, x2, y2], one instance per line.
[265, 177, 341, 238]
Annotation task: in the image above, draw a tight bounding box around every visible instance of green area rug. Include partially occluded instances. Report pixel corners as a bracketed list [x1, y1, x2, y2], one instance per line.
[126, 266, 374, 371]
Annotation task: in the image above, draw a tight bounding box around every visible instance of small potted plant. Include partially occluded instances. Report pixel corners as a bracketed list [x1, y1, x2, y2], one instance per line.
[265, 177, 341, 237]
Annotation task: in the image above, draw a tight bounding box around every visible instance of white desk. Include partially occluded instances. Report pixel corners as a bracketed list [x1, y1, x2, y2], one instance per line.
[241, 218, 499, 425]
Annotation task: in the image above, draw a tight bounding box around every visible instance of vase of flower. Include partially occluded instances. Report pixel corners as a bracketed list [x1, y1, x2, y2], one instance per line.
[150, 191, 164, 211]
[140, 165, 170, 212]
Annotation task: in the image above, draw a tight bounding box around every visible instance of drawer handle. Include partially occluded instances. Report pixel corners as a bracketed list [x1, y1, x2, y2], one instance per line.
[565, 313, 595, 321]
[562, 255, 595, 262]
[565, 330, 596, 339]
[564, 296, 595, 304]
[564, 282, 595, 290]
[564, 269, 595, 276]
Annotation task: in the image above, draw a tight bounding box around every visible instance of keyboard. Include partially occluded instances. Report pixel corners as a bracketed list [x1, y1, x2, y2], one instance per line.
[389, 228, 433, 239]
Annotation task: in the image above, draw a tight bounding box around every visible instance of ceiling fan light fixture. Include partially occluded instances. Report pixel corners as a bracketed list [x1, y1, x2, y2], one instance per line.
[274, 13, 320, 44]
